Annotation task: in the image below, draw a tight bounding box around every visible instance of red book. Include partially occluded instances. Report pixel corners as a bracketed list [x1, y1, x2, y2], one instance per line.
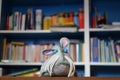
[5, 16, 10, 30]
[68, 11, 74, 25]
[91, 15, 97, 28]
[78, 8, 84, 29]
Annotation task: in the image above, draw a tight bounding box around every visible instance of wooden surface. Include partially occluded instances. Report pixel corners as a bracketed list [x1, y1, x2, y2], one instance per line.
[0, 77, 120, 80]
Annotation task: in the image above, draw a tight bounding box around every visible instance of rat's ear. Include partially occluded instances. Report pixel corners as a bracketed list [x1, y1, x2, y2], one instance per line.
[60, 37, 70, 48]
[60, 37, 70, 53]
[43, 49, 58, 56]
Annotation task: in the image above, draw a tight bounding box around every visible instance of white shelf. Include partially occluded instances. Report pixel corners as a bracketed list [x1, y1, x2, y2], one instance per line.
[0, 29, 84, 34]
[78, 29, 84, 32]
[74, 62, 85, 66]
[89, 28, 120, 32]
[90, 62, 120, 66]
[0, 30, 51, 33]
[0, 62, 85, 66]
[0, 62, 42, 66]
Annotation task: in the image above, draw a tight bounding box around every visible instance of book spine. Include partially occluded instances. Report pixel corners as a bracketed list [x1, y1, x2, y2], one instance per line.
[68, 11, 74, 25]
[91, 13, 97, 28]
[8, 68, 38, 77]
[92, 38, 99, 62]
[30, 8, 34, 29]
[9, 15, 13, 30]
[2, 38, 7, 60]
[0, 67, 2, 76]
[35, 9, 42, 30]
[78, 8, 84, 29]
[5, 16, 10, 30]
[51, 14, 58, 26]
[25, 8, 31, 30]
[74, 13, 78, 26]
[58, 12, 64, 26]
[43, 16, 51, 30]
[11, 41, 24, 46]
[21, 14, 26, 30]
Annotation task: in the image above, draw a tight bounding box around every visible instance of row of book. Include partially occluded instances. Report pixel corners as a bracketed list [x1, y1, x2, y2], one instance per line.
[5, 8, 84, 31]
[6, 9, 42, 30]
[90, 37, 120, 62]
[0, 67, 40, 77]
[1, 38, 84, 63]
[0, 67, 84, 77]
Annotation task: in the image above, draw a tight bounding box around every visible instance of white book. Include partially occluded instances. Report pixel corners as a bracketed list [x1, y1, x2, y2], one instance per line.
[9, 15, 13, 30]
[35, 9, 42, 30]
[14, 11, 19, 30]
[50, 26, 78, 32]
[21, 14, 26, 30]
[76, 43, 79, 62]
[90, 38, 93, 62]
[0, 67, 2, 76]
[112, 22, 120, 25]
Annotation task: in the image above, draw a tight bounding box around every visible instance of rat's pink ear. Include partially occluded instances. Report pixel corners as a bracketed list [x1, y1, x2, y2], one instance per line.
[60, 37, 70, 48]
[43, 49, 58, 56]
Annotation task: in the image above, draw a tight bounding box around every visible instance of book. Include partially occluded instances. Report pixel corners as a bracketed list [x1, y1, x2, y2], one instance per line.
[25, 8, 31, 30]
[30, 8, 34, 29]
[17, 70, 39, 77]
[1, 60, 26, 63]
[8, 68, 38, 77]
[5, 16, 10, 30]
[13, 11, 19, 30]
[50, 25, 78, 32]
[21, 14, 26, 30]
[2, 38, 7, 60]
[91, 37, 99, 62]
[43, 16, 52, 30]
[11, 41, 24, 46]
[98, 24, 120, 29]
[0, 67, 2, 76]
[35, 9, 42, 30]
[78, 8, 84, 29]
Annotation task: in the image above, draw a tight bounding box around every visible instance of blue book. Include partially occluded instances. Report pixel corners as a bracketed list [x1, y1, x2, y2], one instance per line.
[92, 37, 99, 62]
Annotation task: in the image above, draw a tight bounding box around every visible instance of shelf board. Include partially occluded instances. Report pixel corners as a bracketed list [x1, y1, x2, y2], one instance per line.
[0, 29, 84, 34]
[0, 62, 85, 66]
[90, 62, 120, 66]
[74, 62, 85, 66]
[89, 28, 120, 32]
[0, 30, 51, 33]
[78, 29, 84, 32]
[0, 62, 42, 66]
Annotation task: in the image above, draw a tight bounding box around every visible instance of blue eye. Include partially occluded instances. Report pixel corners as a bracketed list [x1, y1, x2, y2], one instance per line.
[63, 48, 69, 53]
[52, 49, 58, 54]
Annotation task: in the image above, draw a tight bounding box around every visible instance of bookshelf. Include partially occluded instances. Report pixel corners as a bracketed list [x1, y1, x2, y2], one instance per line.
[89, 0, 120, 77]
[0, 0, 120, 78]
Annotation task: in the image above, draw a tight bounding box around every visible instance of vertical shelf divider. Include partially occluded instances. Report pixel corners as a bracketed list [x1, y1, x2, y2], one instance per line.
[0, 0, 2, 26]
[84, 0, 90, 77]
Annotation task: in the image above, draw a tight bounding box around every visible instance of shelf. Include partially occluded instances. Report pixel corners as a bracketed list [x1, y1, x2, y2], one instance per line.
[89, 28, 120, 32]
[0, 29, 84, 34]
[0, 62, 85, 66]
[90, 62, 120, 66]
[0, 30, 51, 33]
[74, 62, 85, 66]
[0, 62, 42, 66]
